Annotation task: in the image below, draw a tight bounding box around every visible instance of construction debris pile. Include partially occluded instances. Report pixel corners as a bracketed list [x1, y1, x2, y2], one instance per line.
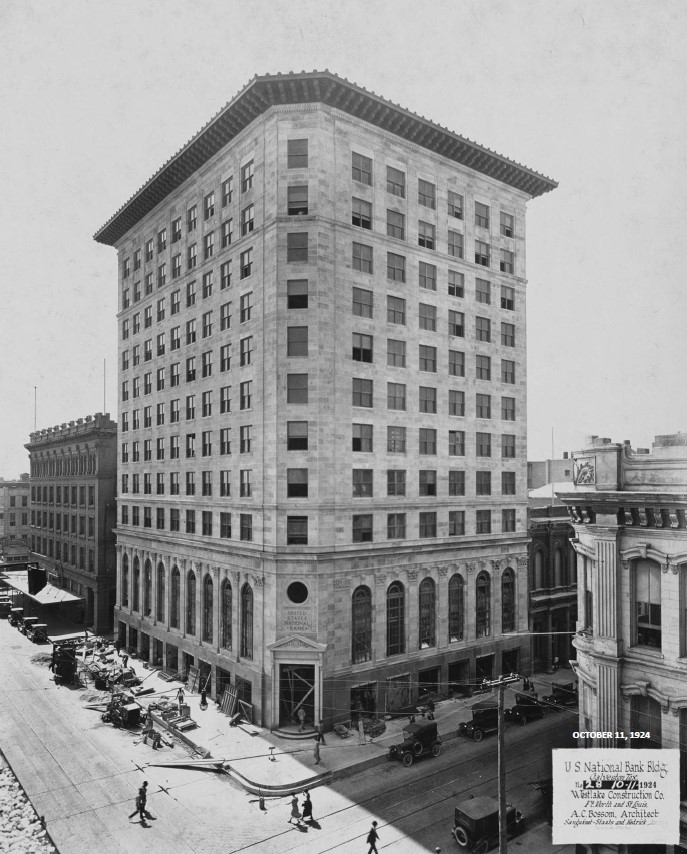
[0, 758, 56, 853]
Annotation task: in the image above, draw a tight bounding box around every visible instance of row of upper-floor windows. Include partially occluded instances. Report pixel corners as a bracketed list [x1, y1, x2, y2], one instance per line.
[116, 505, 515, 540]
[30, 454, 98, 478]
[5, 495, 28, 507]
[32, 484, 95, 506]
[120, 425, 519, 464]
[4, 513, 28, 526]
[121, 163, 256, 280]
[32, 536, 96, 570]
[32, 511, 96, 537]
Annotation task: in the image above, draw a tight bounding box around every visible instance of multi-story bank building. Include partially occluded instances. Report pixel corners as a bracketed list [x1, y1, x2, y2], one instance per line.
[95, 71, 556, 729]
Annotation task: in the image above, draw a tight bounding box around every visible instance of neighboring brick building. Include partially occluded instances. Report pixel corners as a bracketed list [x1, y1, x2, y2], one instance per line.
[95, 71, 556, 728]
[527, 455, 573, 490]
[0, 475, 31, 560]
[558, 433, 687, 852]
[25, 414, 118, 633]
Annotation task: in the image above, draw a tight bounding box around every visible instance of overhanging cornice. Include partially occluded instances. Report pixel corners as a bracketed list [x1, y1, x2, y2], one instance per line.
[94, 70, 558, 246]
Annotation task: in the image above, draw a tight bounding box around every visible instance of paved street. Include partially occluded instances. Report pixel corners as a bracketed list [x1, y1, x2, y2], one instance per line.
[0, 620, 574, 852]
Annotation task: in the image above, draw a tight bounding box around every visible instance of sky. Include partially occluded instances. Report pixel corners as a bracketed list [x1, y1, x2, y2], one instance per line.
[0, 0, 686, 476]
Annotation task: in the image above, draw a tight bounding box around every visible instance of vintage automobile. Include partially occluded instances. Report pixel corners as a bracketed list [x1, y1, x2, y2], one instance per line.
[504, 692, 547, 726]
[0, 599, 12, 619]
[8, 607, 23, 628]
[388, 719, 442, 767]
[452, 794, 524, 852]
[27, 622, 48, 643]
[542, 682, 578, 711]
[101, 696, 141, 729]
[457, 700, 499, 742]
[21, 616, 39, 636]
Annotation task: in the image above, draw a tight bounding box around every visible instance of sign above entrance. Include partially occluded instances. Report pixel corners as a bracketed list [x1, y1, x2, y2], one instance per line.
[279, 606, 314, 634]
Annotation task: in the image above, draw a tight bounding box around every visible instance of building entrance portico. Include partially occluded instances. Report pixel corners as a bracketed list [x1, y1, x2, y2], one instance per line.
[267, 634, 327, 732]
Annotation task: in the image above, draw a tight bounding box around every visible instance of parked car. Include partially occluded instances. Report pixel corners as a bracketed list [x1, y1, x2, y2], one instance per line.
[452, 794, 524, 852]
[0, 599, 12, 619]
[388, 719, 441, 767]
[457, 700, 499, 742]
[504, 692, 547, 726]
[542, 682, 578, 711]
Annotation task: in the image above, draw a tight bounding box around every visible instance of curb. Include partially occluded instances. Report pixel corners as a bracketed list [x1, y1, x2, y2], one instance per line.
[224, 764, 333, 797]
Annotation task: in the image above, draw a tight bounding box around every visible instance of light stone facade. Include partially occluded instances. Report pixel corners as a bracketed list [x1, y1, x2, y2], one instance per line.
[95, 72, 556, 729]
[558, 433, 687, 852]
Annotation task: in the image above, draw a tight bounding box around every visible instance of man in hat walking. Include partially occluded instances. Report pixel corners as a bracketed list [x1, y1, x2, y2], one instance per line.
[366, 821, 380, 853]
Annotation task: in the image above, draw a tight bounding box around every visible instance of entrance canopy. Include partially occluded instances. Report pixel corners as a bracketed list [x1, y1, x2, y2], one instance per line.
[1, 571, 83, 605]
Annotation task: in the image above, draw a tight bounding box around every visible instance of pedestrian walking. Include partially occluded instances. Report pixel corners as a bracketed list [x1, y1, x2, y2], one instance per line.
[317, 719, 326, 744]
[114, 638, 122, 657]
[177, 686, 185, 712]
[122, 652, 129, 669]
[129, 781, 149, 822]
[297, 706, 306, 732]
[313, 738, 321, 765]
[288, 792, 302, 826]
[366, 820, 379, 853]
[553, 656, 560, 672]
[301, 790, 313, 823]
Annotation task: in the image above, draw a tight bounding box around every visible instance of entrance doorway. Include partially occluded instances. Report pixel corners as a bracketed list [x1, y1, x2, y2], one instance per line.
[448, 659, 470, 696]
[351, 683, 377, 722]
[476, 654, 494, 682]
[385, 673, 411, 714]
[501, 648, 519, 675]
[418, 666, 441, 700]
[279, 664, 315, 728]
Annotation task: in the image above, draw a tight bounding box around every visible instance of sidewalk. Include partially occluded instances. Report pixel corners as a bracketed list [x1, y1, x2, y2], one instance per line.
[117, 657, 576, 796]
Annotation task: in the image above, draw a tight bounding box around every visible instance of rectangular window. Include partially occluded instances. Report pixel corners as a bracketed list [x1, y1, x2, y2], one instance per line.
[475, 239, 490, 267]
[448, 310, 464, 337]
[204, 191, 215, 220]
[352, 287, 373, 318]
[203, 232, 214, 260]
[419, 470, 437, 496]
[386, 210, 404, 239]
[221, 217, 233, 248]
[387, 295, 405, 324]
[501, 359, 516, 384]
[240, 513, 253, 541]
[239, 336, 253, 366]
[476, 471, 491, 496]
[241, 203, 254, 235]
[241, 160, 254, 193]
[352, 378, 373, 408]
[170, 435, 179, 459]
[186, 433, 196, 458]
[221, 176, 233, 206]
[387, 513, 406, 540]
[187, 205, 197, 232]
[502, 397, 516, 421]
[288, 186, 308, 216]
[386, 166, 405, 197]
[419, 303, 436, 331]
[239, 425, 251, 453]
[144, 306, 153, 329]
[419, 428, 437, 455]
[202, 310, 213, 338]
[352, 197, 372, 229]
[387, 469, 406, 496]
[172, 254, 181, 278]
[352, 423, 373, 452]
[387, 425, 406, 453]
[419, 262, 436, 291]
[387, 338, 406, 368]
[133, 248, 142, 270]
[201, 511, 212, 536]
[449, 470, 465, 495]
[156, 366, 165, 391]
[386, 252, 405, 283]
[287, 138, 308, 169]
[502, 509, 516, 532]
[201, 390, 212, 417]
[635, 561, 661, 647]
[220, 471, 231, 498]
[475, 202, 490, 229]
[220, 428, 232, 455]
[286, 374, 308, 404]
[187, 244, 197, 270]
[448, 230, 464, 259]
[448, 349, 465, 377]
[476, 393, 491, 419]
[186, 471, 195, 495]
[287, 233, 308, 263]
[476, 431, 492, 456]
[170, 362, 180, 387]
[352, 152, 372, 185]
[239, 470, 252, 498]
[286, 516, 308, 545]
[502, 471, 516, 495]
[287, 326, 308, 357]
[169, 508, 179, 531]
[502, 434, 516, 458]
[240, 380, 253, 409]
[186, 281, 196, 308]
[500, 249, 515, 274]
[419, 511, 437, 538]
[352, 514, 373, 542]
[145, 238, 154, 261]
[186, 509, 196, 534]
[449, 389, 465, 417]
[186, 355, 196, 381]
[352, 469, 373, 497]
[287, 279, 308, 309]
[476, 355, 491, 381]
[240, 248, 253, 279]
[448, 190, 463, 220]
[220, 385, 231, 413]
[171, 289, 181, 315]
[352, 332, 373, 363]
[475, 277, 490, 304]
[501, 322, 515, 347]
[287, 421, 308, 450]
[500, 211, 514, 237]
[202, 471, 213, 497]
[501, 285, 515, 310]
[419, 386, 437, 413]
[387, 382, 406, 411]
[419, 344, 437, 372]
[219, 302, 231, 332]
[221, 260, 232, 290]
[449, 430, 466, 456]
[240, 292, 252, 322]
[449, 511, 465, 536]
[476, 316, 491, 342]
[418, 179, 436, 209]
[352, 242, 373, 273]
[418, 221, 435, 249]
[172, 218, 182, 242]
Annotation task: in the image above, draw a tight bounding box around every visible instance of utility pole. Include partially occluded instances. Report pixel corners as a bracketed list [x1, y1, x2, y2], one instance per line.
[484, 673, 520, 853]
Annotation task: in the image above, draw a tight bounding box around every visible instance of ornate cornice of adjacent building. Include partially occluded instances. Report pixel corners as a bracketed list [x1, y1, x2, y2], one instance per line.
[94, 70, 557, 246]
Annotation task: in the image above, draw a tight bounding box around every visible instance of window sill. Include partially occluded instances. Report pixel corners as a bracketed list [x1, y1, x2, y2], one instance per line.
[626, 646, 664, 661]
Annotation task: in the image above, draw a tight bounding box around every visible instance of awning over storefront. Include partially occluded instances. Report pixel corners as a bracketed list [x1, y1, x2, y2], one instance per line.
[0, 571, 83, 604]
